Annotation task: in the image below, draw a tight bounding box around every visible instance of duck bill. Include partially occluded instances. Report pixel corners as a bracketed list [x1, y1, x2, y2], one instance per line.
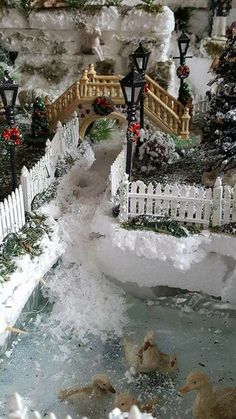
[143, 341, 151, 351]
[108, 385, 116, 393]
[179, 385, 190, 394]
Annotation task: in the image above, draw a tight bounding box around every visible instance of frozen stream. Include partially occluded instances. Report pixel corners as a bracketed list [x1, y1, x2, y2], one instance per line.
[0, 135, 236, 419]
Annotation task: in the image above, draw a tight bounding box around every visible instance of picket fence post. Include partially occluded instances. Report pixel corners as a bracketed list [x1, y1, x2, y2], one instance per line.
[212, 177, 223, 226]
[73, 111, 79, 148]
[20, 166, 32, 213]
[232, 185, 236, 223]
[57, 121, 66, 156]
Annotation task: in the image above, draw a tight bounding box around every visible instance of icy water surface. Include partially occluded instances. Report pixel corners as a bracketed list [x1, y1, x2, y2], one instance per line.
[0, 291, 235, 419]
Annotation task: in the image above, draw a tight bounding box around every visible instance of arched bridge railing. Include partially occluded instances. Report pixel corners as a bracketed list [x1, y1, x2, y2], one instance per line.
[46, 64, 190, 139]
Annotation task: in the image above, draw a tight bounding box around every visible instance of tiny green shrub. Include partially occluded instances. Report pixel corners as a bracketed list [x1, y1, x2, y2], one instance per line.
[136, 0, 163, 14]
[64, 0, 88, 7]
[89, 118, 115, 143]
[204, 41, 225, 59]
[20, 60, 67, 84]
[95, 59, 115, 75]
[122, 215, 202, 238]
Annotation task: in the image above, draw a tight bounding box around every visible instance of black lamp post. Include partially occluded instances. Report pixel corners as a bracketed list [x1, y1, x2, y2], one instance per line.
[131, 42, 151, 130]
[0, 70, 19, 191]
[173, 32, 192, 105]
[120, 69, 145, 179]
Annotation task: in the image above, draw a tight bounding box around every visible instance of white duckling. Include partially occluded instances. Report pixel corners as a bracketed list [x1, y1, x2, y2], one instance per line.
[179, 371, 236, 419]
[114, 392, 159, 413]
[124, 331, 160, 373]
[58, 373, 116, 402]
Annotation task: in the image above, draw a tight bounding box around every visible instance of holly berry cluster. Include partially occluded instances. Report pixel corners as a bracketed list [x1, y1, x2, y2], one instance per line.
[176, 65, 190, 79]
[93, 96, 114, 116]
[1, 127, 22, 146]
[128, 122, 141, 143]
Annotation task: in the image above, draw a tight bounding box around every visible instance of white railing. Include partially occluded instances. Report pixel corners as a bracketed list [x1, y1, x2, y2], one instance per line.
[192, 94, 210, 115]
[110, 158, 236, 227]
[7, 393, 151, 419]
[110, 149, 125, 203]
[0, 112, 79, 244]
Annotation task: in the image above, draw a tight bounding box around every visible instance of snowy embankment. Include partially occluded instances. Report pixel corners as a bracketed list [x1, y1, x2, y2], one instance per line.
[0, 218, 63, 351]
[90, 193, 236, 304]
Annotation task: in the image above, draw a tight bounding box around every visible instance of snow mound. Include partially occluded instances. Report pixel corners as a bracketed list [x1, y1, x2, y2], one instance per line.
[113, 226, 211, 272]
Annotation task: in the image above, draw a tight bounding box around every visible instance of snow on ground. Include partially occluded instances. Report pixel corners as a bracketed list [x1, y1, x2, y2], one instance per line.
[40, 136, 128, 342]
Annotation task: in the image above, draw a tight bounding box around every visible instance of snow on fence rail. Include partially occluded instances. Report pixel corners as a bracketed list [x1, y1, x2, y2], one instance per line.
[7, 393, 150, 419]
[0, 112, 79, 244]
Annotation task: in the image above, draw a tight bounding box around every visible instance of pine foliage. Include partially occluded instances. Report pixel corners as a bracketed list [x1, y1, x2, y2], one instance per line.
[202, 26, 236, 173]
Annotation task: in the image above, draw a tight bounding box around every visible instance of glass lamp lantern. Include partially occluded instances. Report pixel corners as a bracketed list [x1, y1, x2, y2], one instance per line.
[177, 32, 190, 61]
[132, 42, 151, 74]
[0, 70, 19, 126]
[119, 69, 145, 110]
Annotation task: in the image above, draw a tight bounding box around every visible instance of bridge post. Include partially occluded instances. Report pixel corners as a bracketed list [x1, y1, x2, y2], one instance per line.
[88, 64, 96, 82]
[80, 70, 89, 97]
[180, 107, 190, 140]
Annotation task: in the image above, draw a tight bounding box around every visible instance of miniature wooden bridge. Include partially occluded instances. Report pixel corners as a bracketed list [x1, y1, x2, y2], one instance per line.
[46, 64, 191, 139]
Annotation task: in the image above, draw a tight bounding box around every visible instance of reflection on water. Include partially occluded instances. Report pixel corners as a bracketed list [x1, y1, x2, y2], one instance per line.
[0, 290, 235, 419]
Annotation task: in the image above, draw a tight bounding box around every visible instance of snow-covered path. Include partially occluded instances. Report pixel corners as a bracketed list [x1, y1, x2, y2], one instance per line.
[41, 137, 128, 342]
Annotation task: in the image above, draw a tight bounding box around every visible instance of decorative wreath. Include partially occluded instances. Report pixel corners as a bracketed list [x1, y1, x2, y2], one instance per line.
[1, 127, 23, 146]
[176, 65, 190, 79]
[127, 122, 141, 143]
[93, 96, 114, 116]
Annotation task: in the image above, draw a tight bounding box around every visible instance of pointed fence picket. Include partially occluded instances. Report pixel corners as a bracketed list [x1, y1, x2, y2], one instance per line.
[7, 393, 147, 419]
[0, 186, 25, 243]
[0, 114, 79, 244]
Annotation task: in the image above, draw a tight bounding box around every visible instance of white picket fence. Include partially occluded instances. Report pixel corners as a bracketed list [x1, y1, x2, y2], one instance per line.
[111, 152, 236, 227]
[110, 149, 125, 201]
[0, 112, 79, 244]
[7, 393, 150, 419]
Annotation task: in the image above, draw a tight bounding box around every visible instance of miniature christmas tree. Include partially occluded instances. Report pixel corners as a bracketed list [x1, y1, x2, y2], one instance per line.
[201, 23, 236, 181]
[31, 96, 50, 139]
[178, 81, 193, 112]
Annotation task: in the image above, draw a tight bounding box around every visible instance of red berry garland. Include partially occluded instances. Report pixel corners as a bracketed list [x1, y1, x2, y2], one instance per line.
[176, 65, 190, 79]
[128, 122, 141, 143]
[93, 96, 114, 116]
[1, 127, 23, 146]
